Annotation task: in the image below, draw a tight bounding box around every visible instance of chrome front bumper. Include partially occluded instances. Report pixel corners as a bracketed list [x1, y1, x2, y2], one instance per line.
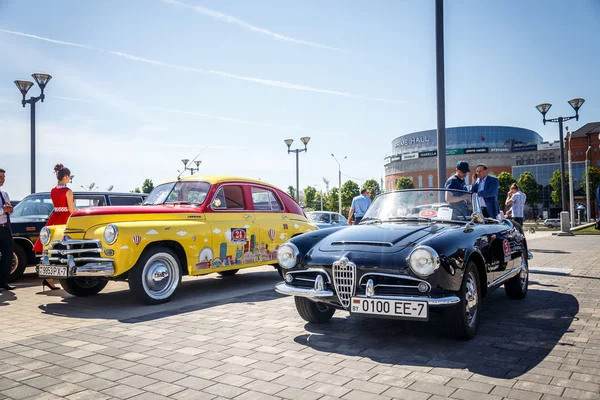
[274, 282, 460, 307]
[38, 255, 115, 278]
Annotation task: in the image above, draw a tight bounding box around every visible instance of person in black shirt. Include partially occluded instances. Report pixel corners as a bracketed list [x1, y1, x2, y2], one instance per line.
[444, 161, 472, 220]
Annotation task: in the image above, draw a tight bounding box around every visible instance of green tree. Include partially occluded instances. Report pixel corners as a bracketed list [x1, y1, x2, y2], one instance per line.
[131, 187, 141, 193]
[362, 179, 381, 200]
[582, 166, 600, 197]
[549, 170, 570, 206]
[341, 180, 360, 216]
[324, 187, 339, 212]
[303, 186, 318, 210]
[141, 179, 154, 194]
[396, 177, 415, 190]
[287, 185, 296, 200]
[517, 172, 539, 217]
[497, 172, 516, 210]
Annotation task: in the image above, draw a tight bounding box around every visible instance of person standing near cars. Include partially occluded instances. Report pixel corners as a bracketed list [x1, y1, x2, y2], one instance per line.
[505, 183, 526, 226]
[348, 188, 371, 225]
[444, 161, 472, 219]
[0, 168, 16, 291]
[471, 163, 499, 219]
[33, 164, 76, 291]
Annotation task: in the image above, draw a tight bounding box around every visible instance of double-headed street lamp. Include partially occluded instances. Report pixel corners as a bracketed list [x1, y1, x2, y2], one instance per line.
[284, 137, 311, 204]
[15, 73, 52, 194]
[331, 154, 347, 215]
[535, 98, 585, 212]
[181, 159, 202, 175]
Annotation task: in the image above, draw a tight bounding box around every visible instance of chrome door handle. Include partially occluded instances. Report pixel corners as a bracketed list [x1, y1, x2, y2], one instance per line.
[282, 215, 289, 219]
[244, 214, 252, 218]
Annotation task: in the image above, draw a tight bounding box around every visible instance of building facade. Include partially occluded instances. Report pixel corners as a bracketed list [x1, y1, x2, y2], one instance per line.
[384, 124, 600, 218]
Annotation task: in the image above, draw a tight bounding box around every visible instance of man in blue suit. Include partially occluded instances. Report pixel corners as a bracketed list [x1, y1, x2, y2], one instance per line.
[471, 163, 499, 219]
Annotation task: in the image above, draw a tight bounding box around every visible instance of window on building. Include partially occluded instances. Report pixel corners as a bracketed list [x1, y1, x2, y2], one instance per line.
[418, 175, 423, 188]
[428, 174, 433, 187]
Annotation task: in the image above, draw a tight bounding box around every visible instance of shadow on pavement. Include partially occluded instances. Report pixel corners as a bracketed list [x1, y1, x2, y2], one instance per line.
[0, 290, 17, 306]
[38, 270, 283, 323]
[529, 249, 570, 254]
[294, 288, 578, 379]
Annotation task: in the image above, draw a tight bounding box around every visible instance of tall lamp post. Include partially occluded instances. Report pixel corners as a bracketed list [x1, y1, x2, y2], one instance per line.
[535, 98, 585, 212]
[284, 137, 311, 204]
[15, 73, 52, 194]
[331, 154, 347, 215]
[586, 145, 592, 222]
[567, 129, 575, 227]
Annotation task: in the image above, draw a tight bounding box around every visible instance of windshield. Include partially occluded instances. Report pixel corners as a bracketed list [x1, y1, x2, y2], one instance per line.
[12, 194, 53, 218]
[307, 212, 331, 223]
[144, 181, 211, 205]
[362, 189, 475, 223]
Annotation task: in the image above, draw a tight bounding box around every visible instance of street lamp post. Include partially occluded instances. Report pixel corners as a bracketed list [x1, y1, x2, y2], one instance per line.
[284, 137, 311, 204]
[567, 130, 575, 227]
[535, 98, 585, 212]
[331, 154, 347, 215]
[14, 73, 52, 194]
[181, 159, 202, 175]
[586, 145, 592, 222]
[314, 184, 324, 211]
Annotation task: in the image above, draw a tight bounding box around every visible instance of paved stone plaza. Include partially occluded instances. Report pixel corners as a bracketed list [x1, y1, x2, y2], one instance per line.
[1, 232, 599, 400]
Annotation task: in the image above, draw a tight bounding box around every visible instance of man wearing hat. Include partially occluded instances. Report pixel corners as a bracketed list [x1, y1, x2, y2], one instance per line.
[444, 161, 472, 219]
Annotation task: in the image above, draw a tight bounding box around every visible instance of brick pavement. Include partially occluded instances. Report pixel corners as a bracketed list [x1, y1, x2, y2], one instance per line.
[0, 233, 599, 400]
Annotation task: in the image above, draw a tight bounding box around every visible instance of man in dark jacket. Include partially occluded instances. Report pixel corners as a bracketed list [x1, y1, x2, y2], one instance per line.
[0, 168, 16, 291]
[471, 164, 499, 219]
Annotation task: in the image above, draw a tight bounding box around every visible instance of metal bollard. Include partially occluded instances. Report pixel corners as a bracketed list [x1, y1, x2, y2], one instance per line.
[557, 211, 574, 236]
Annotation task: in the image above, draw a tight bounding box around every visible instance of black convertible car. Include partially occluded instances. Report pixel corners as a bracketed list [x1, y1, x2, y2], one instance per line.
[275, 189, 531, 339]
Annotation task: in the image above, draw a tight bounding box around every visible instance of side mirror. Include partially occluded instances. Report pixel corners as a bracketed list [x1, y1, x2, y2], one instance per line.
[471, 213, 484, 223]
[212, 199, 222, 208]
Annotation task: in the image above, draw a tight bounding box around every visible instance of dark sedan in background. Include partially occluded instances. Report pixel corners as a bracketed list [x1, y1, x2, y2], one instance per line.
[9, 191, 147, 282]
[276, 189, 531, 339]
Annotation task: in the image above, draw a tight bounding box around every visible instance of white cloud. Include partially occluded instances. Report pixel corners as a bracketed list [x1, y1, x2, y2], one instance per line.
[0, 29, 400, 104]
[280, 233, 286, 240]
[243, 225, 250, 228]
[146, 229, 159, 235]
[176, 230, 187, 236]
[161, 0, 351, 53]
[213, 228, 221, 234]
[204, 238, 209, 242]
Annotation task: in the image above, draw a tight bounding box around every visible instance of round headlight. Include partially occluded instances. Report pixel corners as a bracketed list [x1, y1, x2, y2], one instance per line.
[39, 227, 51, 246]
[277, 243, 299, 269]
[408, 246, 440, 277]
[103, 224, 119, 245]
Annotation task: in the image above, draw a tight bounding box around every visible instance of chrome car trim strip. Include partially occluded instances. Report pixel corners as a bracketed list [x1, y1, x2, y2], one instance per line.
[286, 268, 332, 283]
[332, 257, 356, 309]
[488, 262, 525, 289]
[72, 263, 114, 277]
[59, 257, 114, 264]
[331, 241, 393, 247]
[50, 239, 102, 247]
[359, 272, 429, 284]
[274, 282, 334, 298]
[48, 248, 103, 255]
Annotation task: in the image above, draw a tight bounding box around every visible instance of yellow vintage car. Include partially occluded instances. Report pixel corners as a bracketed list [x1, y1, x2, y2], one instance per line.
[37, 176, 317, 304]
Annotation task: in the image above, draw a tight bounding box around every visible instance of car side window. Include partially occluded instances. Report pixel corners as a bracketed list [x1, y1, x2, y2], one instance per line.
[73, 195, 107, 209]
[331, 214, 340, 223]
[251, 187, 283, 211]
[109, 196, 144, 206]
[212, 185, 246, 210]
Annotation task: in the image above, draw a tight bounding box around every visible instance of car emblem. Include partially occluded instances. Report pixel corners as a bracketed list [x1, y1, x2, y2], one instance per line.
[336, 257, 349, 269]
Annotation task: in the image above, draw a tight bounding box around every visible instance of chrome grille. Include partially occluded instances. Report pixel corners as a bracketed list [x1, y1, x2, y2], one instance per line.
[46, 238, 108, 266]
[332, 257, 356, 309]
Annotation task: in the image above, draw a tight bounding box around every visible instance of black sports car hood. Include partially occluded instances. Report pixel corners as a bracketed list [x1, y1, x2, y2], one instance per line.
[317, 223, 448, 254]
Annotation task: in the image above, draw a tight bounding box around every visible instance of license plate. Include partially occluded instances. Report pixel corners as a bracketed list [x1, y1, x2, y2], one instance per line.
[39, 265, 68, 277]
[351, 298, 428, 320]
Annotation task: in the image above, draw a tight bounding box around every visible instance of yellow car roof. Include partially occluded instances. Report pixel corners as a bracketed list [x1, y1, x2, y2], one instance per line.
[166, 175, 270, 186]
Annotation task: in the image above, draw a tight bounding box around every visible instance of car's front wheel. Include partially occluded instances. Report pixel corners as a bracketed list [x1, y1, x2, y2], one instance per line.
[9, 245, 28, 282]
[129, 247, 182, 305]
[60, 277, 108, 297]
[442, 261, 480, 340]
[294, 297, 335, 323]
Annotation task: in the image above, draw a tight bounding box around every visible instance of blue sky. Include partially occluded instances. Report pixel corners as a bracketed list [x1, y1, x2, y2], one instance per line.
[1, 0, 599, 200]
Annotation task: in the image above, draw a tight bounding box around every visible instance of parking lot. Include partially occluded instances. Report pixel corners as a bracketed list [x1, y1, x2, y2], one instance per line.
[1, 232, 599, 400]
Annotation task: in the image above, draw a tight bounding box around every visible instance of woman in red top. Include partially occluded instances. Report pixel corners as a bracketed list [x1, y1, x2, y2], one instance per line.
[34, 164, 75, 291]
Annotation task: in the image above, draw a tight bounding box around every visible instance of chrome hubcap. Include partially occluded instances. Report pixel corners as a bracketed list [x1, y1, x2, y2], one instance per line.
[10, 253, 18, 275]
[142, 254, 179, 300]
[520, 252, 529, 291]
[465, 272, 478, 328]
